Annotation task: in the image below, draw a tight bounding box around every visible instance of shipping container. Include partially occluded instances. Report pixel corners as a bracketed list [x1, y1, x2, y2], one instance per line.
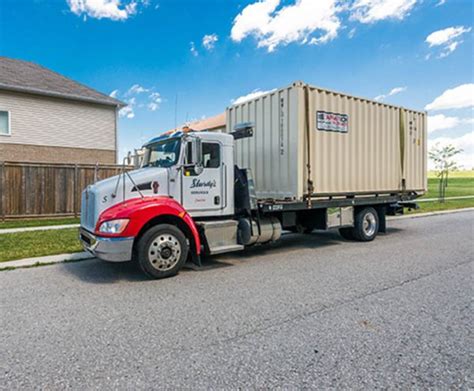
[227, 81, 427, 201]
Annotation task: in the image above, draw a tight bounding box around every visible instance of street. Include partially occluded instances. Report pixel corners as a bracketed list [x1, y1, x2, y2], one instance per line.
[1, 211, 473, 389]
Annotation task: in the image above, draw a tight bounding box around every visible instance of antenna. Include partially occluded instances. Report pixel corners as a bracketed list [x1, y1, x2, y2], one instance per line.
[174, 93, 178, 130]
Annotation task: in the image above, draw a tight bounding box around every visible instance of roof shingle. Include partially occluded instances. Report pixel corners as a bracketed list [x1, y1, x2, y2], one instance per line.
[0, 57, 124, 107]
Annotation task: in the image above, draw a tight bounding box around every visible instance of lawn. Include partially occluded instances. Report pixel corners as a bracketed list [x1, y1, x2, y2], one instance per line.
[0, 228, 82, 263]
[409, 170, 474, 214]
[421, 176, 474, 199]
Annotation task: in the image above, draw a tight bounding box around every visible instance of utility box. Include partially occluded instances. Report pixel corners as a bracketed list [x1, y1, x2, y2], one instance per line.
[226, 81, 427, 201]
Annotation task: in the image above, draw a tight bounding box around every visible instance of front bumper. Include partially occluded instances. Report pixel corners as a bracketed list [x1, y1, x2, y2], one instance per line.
[79, 228, 134, 262]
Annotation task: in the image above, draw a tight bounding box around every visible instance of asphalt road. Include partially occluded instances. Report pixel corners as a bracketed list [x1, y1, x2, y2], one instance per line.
[1, 211, 473, 389]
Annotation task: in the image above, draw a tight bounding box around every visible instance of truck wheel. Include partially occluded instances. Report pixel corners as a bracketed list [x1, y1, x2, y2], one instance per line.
[136, 224, 189, 279]
[339, 227, 355, 240]
[353, 207, 379, 242]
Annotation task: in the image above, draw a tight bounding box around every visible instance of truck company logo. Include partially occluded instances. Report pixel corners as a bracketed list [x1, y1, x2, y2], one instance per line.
[317, 111, 349, 133]
[190, 179, 217, 189]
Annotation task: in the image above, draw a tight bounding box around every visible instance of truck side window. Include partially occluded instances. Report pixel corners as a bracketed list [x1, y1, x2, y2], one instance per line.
[185, 142, 193, 165]
[202, 143, 220, 168]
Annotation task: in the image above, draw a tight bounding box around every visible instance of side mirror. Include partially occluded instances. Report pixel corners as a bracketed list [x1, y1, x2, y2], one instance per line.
[184, 137, 204, 174]
[191, 137, 202, 165]
[192, 138, 204, 174]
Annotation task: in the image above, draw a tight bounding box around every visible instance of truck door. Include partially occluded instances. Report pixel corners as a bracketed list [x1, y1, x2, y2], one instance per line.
[182, 141, 224, 212]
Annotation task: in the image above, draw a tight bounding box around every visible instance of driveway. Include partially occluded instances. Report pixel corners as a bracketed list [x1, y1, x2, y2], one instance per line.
[1, 211, 472, 389]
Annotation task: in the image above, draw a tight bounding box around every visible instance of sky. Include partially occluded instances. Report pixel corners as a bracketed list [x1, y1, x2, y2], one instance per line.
[0, 0, 473, 168]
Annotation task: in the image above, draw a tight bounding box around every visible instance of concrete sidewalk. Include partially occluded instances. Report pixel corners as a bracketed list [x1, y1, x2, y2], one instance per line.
[0, 224, 79, 235]
[387, 207, 474, 220]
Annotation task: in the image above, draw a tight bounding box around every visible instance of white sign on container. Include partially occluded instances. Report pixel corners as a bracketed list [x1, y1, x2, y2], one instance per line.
[317, 111, 349, 133]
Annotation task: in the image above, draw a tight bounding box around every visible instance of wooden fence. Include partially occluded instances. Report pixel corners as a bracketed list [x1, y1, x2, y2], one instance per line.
[0, 161, 132, 220]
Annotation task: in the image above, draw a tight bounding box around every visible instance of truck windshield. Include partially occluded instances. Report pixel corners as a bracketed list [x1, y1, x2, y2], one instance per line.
[142, 138, 181, 168]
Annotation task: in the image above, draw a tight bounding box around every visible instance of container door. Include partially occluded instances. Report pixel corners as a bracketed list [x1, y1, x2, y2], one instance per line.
[182, 141, 224, 212]
[402, 110, 427, 192]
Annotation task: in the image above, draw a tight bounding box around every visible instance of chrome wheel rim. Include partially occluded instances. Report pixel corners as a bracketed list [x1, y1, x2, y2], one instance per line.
[148, 233, 182, 271]
[362, 212, 377, 237]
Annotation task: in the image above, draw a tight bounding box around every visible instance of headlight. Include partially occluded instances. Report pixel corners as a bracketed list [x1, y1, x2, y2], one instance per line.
[98, 219, 129, 234]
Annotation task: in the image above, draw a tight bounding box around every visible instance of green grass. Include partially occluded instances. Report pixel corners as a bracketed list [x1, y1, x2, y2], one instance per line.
[410, 171, 474, 214]
[408, 198, 474, 214]
[0, 217, 79, 230]
[421, 176, 474, 199]
[0, 228, 82, 263]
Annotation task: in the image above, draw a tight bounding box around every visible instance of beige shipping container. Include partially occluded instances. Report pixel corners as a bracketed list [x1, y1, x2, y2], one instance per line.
[227, 81, 427, 201]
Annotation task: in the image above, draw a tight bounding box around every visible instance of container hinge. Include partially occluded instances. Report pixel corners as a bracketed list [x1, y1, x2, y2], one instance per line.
[399, 108, 407, 195]
[304, 85, 314, 208]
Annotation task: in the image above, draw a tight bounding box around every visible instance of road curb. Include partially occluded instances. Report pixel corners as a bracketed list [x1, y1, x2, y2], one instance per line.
[0, 252, 94, 271]
[388, 207, 474, 220]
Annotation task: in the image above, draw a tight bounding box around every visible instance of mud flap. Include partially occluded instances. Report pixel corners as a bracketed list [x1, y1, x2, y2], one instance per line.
[376, 207, 386, 233]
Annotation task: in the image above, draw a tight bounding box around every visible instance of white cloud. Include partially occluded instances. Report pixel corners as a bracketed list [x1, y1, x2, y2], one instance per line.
[350, 0, 417, 24]
[190, 41, 198, 57]
[428, 114, 461, 134]
[374, 86, 407, 101]
[231, 0, 341, 52]
[428, 132, 474, 169]
[426, 26, 471, 46]
[119, 105, 135, 119]
[113, 86, 162, 118]
[67, 0, 142, 21]
[127, 84, 149, 95]
[202, 34, 218, 51]
[147, 92, 162, 111]
[109, 89, 119, 98]
[425, 26, 471, 58]
[232, 88, 276, 105]
[425, 84, 474, 111]
[120, 96, 137, 118]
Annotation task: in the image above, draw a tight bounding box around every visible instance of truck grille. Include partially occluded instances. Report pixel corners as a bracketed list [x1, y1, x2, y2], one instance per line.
[81, 188, 96, 231]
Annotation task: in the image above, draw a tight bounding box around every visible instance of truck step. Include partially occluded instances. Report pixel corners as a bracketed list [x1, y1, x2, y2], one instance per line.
[210, 244, 244, 255]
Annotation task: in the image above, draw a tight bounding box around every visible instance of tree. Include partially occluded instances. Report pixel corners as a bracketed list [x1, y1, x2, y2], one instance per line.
[428, 144, 463, 202]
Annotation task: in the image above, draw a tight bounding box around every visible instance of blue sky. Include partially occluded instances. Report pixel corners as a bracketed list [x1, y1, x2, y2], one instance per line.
[1, 0, 473, 167]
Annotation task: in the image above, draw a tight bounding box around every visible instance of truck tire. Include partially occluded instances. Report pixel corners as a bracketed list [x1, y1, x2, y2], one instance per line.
[353, 207, 379, 242]
[135, 224, 189, 279]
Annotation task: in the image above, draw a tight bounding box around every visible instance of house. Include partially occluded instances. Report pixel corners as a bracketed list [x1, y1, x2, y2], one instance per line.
[187, 112, 226, 132]
[163, 112, 227, 135]
[0, 57, 124, 164]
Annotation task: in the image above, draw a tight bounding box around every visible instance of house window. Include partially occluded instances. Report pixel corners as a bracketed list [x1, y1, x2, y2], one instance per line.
[0, 111, 10, 136]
